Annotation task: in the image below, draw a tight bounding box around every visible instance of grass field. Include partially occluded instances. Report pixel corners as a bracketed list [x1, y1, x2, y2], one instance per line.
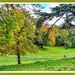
[0, 46, 75, 71]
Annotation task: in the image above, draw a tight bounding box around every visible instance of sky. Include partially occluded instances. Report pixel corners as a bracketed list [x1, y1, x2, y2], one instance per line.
[37, 3, 64, 26]
[0, 3, 64, 25]
[39, 4, 51, 13]
[0, 3, 74, 26]
[40, 3, 60, 13]
[24, 3, 64, 26]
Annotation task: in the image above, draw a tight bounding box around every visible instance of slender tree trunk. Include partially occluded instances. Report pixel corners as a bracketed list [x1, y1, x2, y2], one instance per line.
[40, 44, 43, 48]
[16, 49, 21, 64]
[16, 40, 21, 64]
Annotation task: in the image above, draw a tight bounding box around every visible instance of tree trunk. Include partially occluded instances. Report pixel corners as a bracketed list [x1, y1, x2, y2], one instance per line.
[16, 40, 21, 64]
[16, 49, 21, 64]
[40, 44, 43, 48]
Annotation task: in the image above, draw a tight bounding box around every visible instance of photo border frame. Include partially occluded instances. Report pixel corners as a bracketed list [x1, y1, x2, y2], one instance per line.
[0, 0, 75, 75]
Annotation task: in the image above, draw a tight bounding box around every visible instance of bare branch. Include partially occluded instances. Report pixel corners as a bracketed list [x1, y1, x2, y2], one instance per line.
[47, 12, 65, 35]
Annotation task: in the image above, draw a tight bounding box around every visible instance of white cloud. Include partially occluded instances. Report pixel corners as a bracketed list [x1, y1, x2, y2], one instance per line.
[0, 4, 2, 8]
[23, 4, 69, 25]
[45, 15, 65, 26]
[50, 3, 60, 7]
[22, 4, 38, 18]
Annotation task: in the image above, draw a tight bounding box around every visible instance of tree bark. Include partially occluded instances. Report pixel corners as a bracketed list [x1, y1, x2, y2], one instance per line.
[16, 40, 21, 64]
[16, 49, 21, 64]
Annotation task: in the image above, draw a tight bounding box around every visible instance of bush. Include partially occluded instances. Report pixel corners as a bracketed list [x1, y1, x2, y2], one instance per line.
[55, 34, 65, 46]
[69, 35, 75, 48]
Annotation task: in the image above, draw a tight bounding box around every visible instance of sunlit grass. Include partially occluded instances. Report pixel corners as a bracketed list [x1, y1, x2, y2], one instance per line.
[0, 46, 75, 71]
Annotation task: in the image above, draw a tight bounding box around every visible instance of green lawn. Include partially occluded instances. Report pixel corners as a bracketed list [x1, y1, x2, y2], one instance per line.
[0, 46, 75, 71]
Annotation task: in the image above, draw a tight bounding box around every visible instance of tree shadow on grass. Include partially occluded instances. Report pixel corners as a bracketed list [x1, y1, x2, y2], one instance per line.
[0, 61, 43, 71]
[0, 58, 75, 71]
[40, 47, 48, 51]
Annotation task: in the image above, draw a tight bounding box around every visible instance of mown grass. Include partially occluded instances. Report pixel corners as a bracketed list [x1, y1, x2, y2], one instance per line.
[27, 46, 75, 59]
[0, 58, 75, 71]
[0, 46, 75, 71]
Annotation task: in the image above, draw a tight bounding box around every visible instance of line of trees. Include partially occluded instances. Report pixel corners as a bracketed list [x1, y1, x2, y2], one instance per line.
[33, 4, 75, 48]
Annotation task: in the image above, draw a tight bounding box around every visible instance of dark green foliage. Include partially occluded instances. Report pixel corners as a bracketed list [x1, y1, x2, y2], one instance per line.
[68, 35, 75, 48]
[56, 34, 65, 46]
